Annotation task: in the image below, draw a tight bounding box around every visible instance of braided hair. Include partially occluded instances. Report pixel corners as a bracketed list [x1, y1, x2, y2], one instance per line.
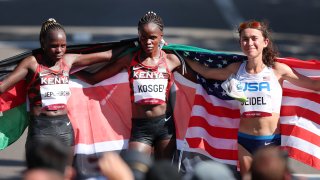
[39, 18, 66, 47]
[138, 11, 164, 32]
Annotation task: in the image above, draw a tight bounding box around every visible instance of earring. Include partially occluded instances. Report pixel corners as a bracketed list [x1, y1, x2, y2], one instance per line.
[158, 38, 165, 49]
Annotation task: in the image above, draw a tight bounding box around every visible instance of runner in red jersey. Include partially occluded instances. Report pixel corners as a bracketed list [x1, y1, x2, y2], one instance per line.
[128, 49, 174, 105]
[0, 18, 124, 161]
[75, 11, 187, 160]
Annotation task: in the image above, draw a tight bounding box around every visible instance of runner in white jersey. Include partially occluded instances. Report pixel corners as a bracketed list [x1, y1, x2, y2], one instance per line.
[236, 61, 282, 118]
[185, 20, 320, 177]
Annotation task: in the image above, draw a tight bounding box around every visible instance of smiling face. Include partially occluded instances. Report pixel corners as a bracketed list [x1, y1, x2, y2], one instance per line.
[138, 22, 163, 56]
[42, 29, 67, 62]
[240, 28, 269, 61]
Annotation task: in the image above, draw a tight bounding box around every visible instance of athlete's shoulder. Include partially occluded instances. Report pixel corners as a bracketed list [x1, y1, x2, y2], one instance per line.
[18, 55, 39, 72]
[164, 52, 181, 70]
[166, 52, 179, 60]
[21, 55, 38, 66]
[23, 55, 37, 62]
[227, 61, 242, 73]
[273, 61, 290, 71]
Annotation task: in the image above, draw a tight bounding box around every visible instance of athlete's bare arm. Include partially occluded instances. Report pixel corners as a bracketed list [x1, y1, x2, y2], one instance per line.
[185, 59, 241, 80]
[274, 62, 320, 91]
[66, 45, 130, 67]
[0, 56, 37, 94]
[74, 54, 132, 85]
[165, 53, 182, 72]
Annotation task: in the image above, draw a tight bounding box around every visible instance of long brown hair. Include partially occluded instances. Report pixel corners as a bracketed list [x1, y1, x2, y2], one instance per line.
[238, 20, 279, 67]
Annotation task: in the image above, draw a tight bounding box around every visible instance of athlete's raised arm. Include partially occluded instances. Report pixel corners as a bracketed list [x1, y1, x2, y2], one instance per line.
[185, 58, 241, 80]
[0, 56, 37, 94]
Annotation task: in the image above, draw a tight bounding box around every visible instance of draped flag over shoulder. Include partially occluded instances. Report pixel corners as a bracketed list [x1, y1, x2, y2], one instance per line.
[1, 40, 320, 179]
[0, 50, 31, 149]
[0, 40, 134, 150]
[0, 39, 137, 179]
[172, 50, 246, 173]
[277, 58, 320, 169]
[174, 51, 320, 172]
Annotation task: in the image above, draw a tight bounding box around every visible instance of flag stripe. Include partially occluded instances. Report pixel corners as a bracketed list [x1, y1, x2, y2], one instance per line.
[186, 127, 237, 150]
[282, 135, 320, 159]
[281, 106, 320, 125]
[282, 146, 320, 170]
[277, 58, 320, 70]
[0, 80, 27, 111]
[281, 124, 320, 147]
[190, 106, 239, 128]
[186, 137, 237, 160]
[75, 140, 129, 154]
[283, 88, 320, 104]
[188, 117, 238, 139]
[0, 103, 28, 149]
[193, 95, 240, 118]
[281, 116, 320, 137]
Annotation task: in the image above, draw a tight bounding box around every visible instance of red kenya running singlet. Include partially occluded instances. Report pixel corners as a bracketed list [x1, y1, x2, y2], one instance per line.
[28, 55, 71, 110]
[128, 50, 173, 105]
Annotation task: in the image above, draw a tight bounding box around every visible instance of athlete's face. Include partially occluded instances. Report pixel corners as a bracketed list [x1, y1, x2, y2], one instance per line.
[42, 30, 67, 62]
[138, 23, 163, 55]
[240, 28, 269, 60]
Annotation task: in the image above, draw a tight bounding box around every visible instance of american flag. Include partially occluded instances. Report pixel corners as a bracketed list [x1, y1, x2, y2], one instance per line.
[175, 51, 320, 170]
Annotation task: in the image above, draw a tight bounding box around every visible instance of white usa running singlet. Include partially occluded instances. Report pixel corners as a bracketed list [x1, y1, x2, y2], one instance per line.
[236, 61, 282, 117]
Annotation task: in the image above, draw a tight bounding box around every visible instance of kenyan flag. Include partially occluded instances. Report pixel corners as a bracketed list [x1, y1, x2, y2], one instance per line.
[0, 51, 33, 150]
[0, 39, 137, 150]
[0, 80, 29, 149]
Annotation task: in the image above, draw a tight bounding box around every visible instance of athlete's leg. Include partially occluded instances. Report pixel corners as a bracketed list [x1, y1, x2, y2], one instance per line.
[128, 141, 153, 156]
[129, 117, 154, 156]
[154, 137, 176, 160]
[238, 132, 282, 177]
[238, 143, 253, 177]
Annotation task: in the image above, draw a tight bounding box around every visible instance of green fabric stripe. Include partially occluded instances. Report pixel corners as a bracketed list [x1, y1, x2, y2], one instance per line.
[119, 44, 234, 57]
[163, 44, 219, 54]
[0, 103, 29, 150]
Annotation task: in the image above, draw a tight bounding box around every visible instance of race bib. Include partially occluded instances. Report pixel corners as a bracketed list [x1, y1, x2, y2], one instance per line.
[40, 84, 71, 110]
[133, 78, 167, 104]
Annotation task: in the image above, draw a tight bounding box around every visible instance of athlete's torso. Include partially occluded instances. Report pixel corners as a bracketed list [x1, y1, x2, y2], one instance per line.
[27, 55, 71, 113]
[127, 50, 174, 118]
[128, 50, 173, 105]
[236, 61, 282, 118]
